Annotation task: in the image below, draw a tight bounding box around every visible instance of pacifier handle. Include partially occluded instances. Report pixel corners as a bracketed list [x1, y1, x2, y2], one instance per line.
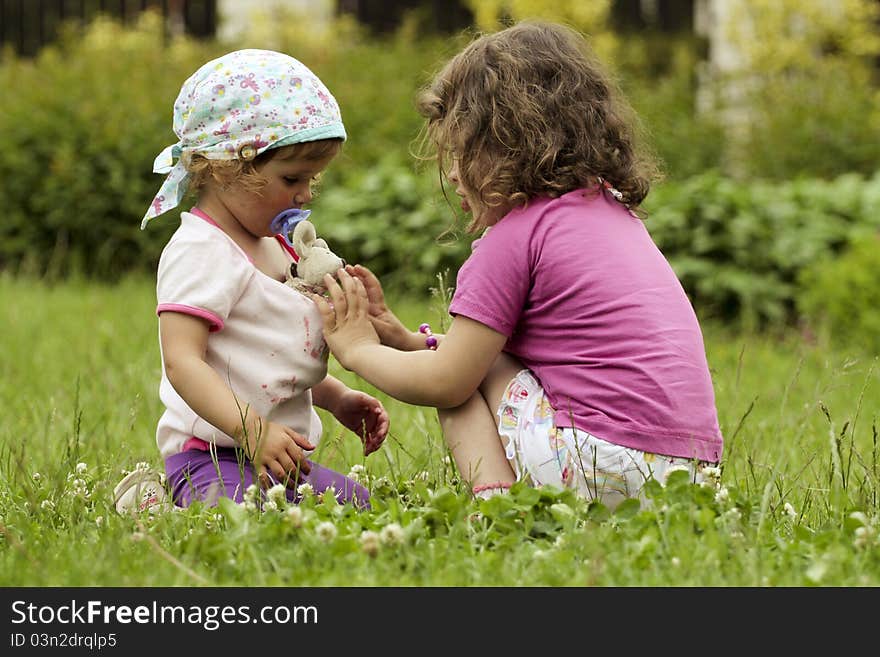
[270, 208, 311, 247]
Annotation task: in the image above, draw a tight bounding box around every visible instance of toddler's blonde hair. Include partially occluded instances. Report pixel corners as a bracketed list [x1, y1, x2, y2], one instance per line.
[185, 138, 342, 196]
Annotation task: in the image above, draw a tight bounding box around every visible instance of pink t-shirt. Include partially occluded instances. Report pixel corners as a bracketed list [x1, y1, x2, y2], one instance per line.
[449, 187, 723, 463]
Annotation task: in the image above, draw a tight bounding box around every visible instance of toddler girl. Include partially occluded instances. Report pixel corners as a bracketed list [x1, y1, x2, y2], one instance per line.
[314, 22, 723, 509]
[140, 49, 388, 509]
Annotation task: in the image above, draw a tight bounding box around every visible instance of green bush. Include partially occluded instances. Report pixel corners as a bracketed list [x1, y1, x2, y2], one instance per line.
[796, 233, 880, 353]
[0, 13, 452, 281]
[312, 156, 474, 295]
[2, 11, 879, 325]
[0, 14, 217, 279]
[644, 171, 880, 327]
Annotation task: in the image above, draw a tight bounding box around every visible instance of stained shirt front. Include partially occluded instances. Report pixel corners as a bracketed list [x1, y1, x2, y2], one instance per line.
[154, 210, 328, 458]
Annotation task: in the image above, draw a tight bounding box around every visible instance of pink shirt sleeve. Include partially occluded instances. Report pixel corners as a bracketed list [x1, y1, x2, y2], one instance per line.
[448, 224, 531, 337]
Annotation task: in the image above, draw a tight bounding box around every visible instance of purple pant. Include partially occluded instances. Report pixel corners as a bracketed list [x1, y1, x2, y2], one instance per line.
[164, 447, 370, 509]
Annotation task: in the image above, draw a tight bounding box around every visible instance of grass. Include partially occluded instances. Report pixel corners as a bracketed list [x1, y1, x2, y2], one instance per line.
[0, 273, 878, 586]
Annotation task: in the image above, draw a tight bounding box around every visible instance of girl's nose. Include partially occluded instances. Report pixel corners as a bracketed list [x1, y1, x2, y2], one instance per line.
[294, 188, 312, 205]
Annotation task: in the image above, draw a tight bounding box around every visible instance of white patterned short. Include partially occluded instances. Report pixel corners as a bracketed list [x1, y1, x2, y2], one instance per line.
[496, 370, 710, 509]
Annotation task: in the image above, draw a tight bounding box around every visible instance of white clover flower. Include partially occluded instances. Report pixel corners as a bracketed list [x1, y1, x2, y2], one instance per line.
[671, 557, 681, 568]
[266, 483, 287, 504]
[32, 472, 42, 482]
[263, 499, 279, 512]
[285, 506, 304, 528]
[854, 526, 876, 549]
[40, 500, 55, 511]
[347, 464, 366, 482]
[69, 477, 91, 500]
[243, 500, 258, 513]
[379, 522, 404, 547]
[783, 502, 797, 519]
[360, 530, 380, 557]
[701, 465, 722, 481]
[76, 462, 88, 474]
[532, 549, 548, 560]
[714, 486, 730, 504]
[315, 521, 337, 543]
[723, 507, 741, 522]
[416, 470, 430, 481]
[130, 531, 145, 542]
[95, 516, 104, 528]
[297, 483, 314, 498]
[243, 484, 261, 507]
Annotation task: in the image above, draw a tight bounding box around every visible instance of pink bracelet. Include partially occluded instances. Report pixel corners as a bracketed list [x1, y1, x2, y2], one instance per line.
[472, 482, 513, 494]
[419, 323, 438, 350]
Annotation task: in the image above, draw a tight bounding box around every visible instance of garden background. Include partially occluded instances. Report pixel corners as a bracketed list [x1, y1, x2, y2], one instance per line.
[1, 0, 880, 586]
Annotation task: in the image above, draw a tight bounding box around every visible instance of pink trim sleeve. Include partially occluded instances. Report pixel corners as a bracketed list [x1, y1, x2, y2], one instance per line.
[156, 303, 224, 332]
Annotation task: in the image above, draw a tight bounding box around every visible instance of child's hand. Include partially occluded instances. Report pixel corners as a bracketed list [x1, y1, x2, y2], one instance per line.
[312, 269, 380, 369]
[332, 389, 390, 456]
[248, 421, 315, 487]
[345, 265, 408, 348]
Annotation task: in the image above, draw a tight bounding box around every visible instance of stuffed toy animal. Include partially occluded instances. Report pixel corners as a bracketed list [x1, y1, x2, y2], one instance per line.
[286, 220, 345, 295]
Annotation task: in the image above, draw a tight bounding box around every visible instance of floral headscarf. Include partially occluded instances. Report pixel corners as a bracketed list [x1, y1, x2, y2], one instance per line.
[141, 49, 346, 229]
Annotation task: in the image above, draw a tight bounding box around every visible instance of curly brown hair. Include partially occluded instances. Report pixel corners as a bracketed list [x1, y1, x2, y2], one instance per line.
[416, 21, 661, 232]
[185, 138, 342, 196]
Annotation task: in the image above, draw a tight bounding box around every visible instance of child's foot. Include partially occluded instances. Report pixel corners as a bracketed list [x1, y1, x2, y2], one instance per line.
[472, 481, 512, 500]
[113, 465, 170, 514]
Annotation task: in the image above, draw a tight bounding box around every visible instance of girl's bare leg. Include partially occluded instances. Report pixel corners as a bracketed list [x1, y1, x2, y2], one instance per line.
[437, 352, 525, 489]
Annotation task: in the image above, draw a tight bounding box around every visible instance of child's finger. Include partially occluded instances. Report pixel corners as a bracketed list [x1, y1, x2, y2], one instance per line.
[355, 278, 370, 316]
[339, 269, 365, 318]
[257, 466, 270, 490]
[286, 427, 315, 452]
[309, 293, 335, 328]
[324, 273, 348, 319]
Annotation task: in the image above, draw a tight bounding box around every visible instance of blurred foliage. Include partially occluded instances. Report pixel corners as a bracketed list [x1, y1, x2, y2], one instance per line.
[462, 0, 619, 60]
[0, 12, 214, 279]
[0, 5, 878, 331]
[717, 0, 880, 179]
[644, 171, 880, 328]
[797, 233, 880, 353]
[313, 155, 474, 295]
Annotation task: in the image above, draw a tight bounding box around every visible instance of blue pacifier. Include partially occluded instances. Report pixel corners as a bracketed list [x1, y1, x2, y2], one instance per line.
[270, 208, 311, 247]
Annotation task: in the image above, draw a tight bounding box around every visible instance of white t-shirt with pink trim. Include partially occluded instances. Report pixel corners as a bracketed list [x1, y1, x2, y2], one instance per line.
[154, 210, 328, 458]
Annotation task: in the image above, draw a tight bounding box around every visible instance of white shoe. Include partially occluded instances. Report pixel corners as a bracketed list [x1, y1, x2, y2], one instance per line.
[113, 466, 170, 514]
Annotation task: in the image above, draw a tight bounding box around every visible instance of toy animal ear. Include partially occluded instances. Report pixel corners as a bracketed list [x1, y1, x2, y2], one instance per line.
[291, 220, 317, 255]
[314, 238, 329, 250]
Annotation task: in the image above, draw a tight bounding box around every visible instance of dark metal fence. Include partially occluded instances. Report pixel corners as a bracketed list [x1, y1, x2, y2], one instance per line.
[0, 0, 216, 57]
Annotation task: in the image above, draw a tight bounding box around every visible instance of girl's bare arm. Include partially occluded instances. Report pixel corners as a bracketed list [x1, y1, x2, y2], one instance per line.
[314, 270, 507, 408]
